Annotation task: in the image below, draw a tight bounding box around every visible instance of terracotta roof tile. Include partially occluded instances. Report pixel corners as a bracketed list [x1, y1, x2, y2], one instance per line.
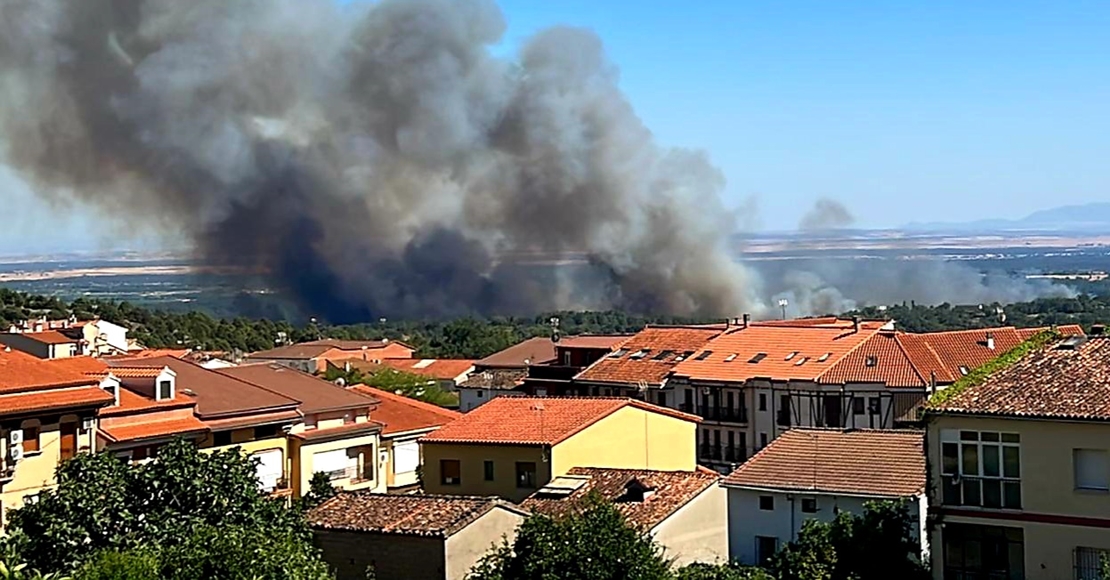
[899, 327, 1024, 384]
[113, 357, 299, 418]
[558, 335, 631, 349]
[351, 386, 460, 436]
[821, 332, 926, 388]
[672, 324, 882, 383]
[576, 327, 724, 386]
[345, 359, 476, 382]
[476, 337, 560, 368]
[100, 416, 208, 443]
[421, 396, 698, 446]
[307, 492, 524, 537]
[202, 409, 301, 431]
[930, 336, 1110, 420]
[459, 368, 527, 390]
[0, 386, 114, 416]
[0, 349, 97, 393]
[45, 356, 110, 375]
[521, 467, 718, 530]
[217, 363, 376, 415]
[723, 428, 925, 497]
[289, 421, 382, 441]
[247, 339, 414, 361]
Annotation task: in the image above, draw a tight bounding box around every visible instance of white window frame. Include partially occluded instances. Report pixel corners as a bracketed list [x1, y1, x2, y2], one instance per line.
[1073, 449, 1110, 492]
[940, 429, 1021, 509]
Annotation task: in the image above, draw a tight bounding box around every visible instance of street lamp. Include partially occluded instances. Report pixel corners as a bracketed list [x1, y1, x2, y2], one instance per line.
[778, 298, 789, 320]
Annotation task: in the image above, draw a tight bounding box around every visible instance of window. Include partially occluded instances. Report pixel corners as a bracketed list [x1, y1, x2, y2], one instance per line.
[476, 389, 485, 398]
[393, 441, 419, 475]
[865, 355, 878, 367]
[1076, 547, 1110, 580]
[253, 449, 284, 491]
[441, 459, 461, 485]
[694, 350, 713, 361]
[756, 536, 778, 566]
[516, 462, 537, 489]
[1074, 449, 1109, 491]
[20, 422, 39, 454]
[213, 431, 232, 446]
[852, 397, 865, 415]
[784, 351, 798, 361]
[760, 432, 768, 449]
[758, 393, 767, 411]
[254, 424, 279, 439]
[314, 448, 355, 481]
[777, 394, 791, 426]
[59, 420, 77, 462]
[868, 397, 881, 415]
[484, 460, 495, 481]
[943, 524, 1024, 580]
[563, 351, 572, 365]
[801, 498, 818, 513]
[656, 391, 666, 406]
[652, 350, 674, 361]
[748, 353, 767, 364]
[157, 380, 173, 401]
[941, 430, 1021, 509]
[759, 495, 774, 511]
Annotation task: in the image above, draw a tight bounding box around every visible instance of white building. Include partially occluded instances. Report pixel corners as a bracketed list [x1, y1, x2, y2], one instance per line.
[722, 428, 927, 566]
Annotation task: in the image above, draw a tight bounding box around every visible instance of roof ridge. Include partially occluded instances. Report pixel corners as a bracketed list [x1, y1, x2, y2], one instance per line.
[813, 327, 884, 381]
[355, 385, 460, 418]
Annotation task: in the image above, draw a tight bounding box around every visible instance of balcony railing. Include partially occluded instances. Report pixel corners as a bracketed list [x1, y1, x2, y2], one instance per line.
[723, 446, 745, 463]
[701, 406, 748, 423]
[776, 410, 791, 427]
[322, 465, 361, 482]
[679, 403, 695, 414]
[699, 444, 722, 461]
[941, 474, 1022, 510]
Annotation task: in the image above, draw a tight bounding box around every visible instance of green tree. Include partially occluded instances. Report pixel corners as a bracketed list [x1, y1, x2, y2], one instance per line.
[73, 551, 158, 580]
[7, 439, 329, 578]
[469, 494, 672, 580]
[674, 563, 776, 580]
[770, 501, 929, 580]
[302, 471, 338, 509]
[357, 368, 458, 408]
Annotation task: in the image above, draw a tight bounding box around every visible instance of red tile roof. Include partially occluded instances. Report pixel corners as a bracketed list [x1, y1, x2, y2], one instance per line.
[723, 428, 925, 497]
[459, 368, 527, 390]
[930, 336, 1110, 421]
[0, 348, 97, 393]
[558, 335, 631, 349]
[100, 389, 197, 417]
[351, 385, 460, 436]
[421, 396, 698, 446]
[1017, 324, 1084, 340]
[45, 356, 109, 375]
[348, 358, 476, 382]
[521, 467, 718, 530]
[900, 328, 1025, 384]
[476, 337, 560, 368]
[202, 409, 301, 431]
[0, 386, 114, 416]
[308, 493, 525, 537]
[217, 363, 376, 415]
[100, 416, 208, 443]
[820, 332, 926, 387]
[49, 358, 197, 416]
[121, 349, 193, 359]
[247, 339, 415, 361]
[289, 421, 382, 442]
[576, 327, 725, 386]
[6, 331, 81, 345]
[672, 323, 884, 383]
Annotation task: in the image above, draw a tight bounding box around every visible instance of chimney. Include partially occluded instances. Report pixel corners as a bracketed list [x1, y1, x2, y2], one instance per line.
[742, 313, 751, 328]
[1092, 324, 1106, 337]
[986, 332, 995, 351]
[852, 316, 861, 333]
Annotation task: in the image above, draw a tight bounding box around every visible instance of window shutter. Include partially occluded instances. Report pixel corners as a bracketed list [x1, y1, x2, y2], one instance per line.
[1075, 449, 1109, 490]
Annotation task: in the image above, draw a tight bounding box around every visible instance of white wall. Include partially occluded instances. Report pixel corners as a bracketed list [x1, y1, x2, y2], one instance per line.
[652, 483, 729, 566]
[726, 487, 921, 566]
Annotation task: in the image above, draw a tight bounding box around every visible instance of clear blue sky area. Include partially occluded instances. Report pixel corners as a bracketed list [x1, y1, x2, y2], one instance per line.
[3, 0, 1108, 252]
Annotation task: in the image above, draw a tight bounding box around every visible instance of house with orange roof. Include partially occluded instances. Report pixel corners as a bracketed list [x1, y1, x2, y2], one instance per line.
[216, 363, 384, 497]
[0, 348, 114, 520]
[722, 428, 926, 566]
[334, 358, 476, 391]
[245, 339, 415, 374]
[0, 331, 85, 359]
[351, 385, 461, 492]
[419, 396, 699, 502]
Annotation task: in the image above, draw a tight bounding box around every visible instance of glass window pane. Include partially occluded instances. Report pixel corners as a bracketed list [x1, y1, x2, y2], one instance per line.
[981, 432, 1000, 442]
[982, 445, 1001, 477]
[962, 478, 982, 506]
[961, 431, 979, 441]
[982, 479, 1002, 508]
[943, 478, 961, 505]
[1003, 481, 1021, 509]
[1003, 446, 1020, 478]
[1001, 433, 1020, 443]
[962, 444, 980, 475]
[943, 443, 959, 475]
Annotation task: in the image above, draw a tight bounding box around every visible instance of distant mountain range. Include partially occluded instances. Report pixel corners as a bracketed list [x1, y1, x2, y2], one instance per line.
[904, 202, 1110, 233]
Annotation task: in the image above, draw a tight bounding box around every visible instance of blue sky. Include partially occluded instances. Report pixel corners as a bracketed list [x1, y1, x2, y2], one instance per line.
[3, 0, 1109, 253]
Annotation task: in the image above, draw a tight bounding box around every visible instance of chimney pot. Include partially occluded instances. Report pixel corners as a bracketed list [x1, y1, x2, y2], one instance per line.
[852, 316, 861, 333]
[742, 313, 751, 328]
[986, 332, 995, 350]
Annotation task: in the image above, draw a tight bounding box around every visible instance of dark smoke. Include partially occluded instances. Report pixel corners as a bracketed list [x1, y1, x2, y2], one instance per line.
[0, 0, 764, 322]
[798, 198, 854, 231]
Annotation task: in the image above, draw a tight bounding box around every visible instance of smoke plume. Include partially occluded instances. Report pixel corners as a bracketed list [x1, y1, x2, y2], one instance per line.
[799, 198, 854, 231]
[0, 0, 764, 322]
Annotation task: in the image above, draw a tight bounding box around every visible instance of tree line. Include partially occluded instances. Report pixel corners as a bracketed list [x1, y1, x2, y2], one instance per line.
[0, 287, 1106, 360]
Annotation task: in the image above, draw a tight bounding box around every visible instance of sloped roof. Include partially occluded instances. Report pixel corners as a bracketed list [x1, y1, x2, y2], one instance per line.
[0, 348, 97, 393]
[899, 327, 1025, 384]
[930, 336, 1110, 421]
[521, 467, 718, 530]
[671, 323, 884, 383]
[49, 358, 197, 416]
[217, 363, 376, 415]
[1, 331, 80, 345]
[821, 332, 927, 388]
[476, 337, 559, 368]
[576, 326, 724, 386]
[722, 428, 925, 497]
[307, 493, 525, 537]
[1017, 324, 1084, 340]
[346, 358, 476, 381]
[100, 416, 208, 443]
[0, 386, 114, 416]
[459, 368, 527, 390]
[248, 339, 414, 360]
[420, 396, 699, 446]
[114, 357, 299, 419]
[558, 335, 631, 349]
[351, 385, 460, 436]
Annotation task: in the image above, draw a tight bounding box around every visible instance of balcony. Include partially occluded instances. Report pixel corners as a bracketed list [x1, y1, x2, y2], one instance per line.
[941, 474, 1022, 510]
[776, 410, 791, 427]
[701, 406, 748, 424]
[679, 403, 695, 414]
[723, 446, 745, 463]
[699, 444, 722, 461]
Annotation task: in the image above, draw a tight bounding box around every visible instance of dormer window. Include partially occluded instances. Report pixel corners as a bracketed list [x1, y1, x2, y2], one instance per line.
[157, 379, 173, 401]
[620, 479, 656, 502]
[100, 377, 120, 407]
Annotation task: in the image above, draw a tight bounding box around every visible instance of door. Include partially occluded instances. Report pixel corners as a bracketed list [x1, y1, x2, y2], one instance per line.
[59, 420, 78, 462]
[823, 395, 842, 428]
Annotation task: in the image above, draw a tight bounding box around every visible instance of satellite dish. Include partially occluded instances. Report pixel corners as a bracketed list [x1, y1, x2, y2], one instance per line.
[334, 377, 346, 387]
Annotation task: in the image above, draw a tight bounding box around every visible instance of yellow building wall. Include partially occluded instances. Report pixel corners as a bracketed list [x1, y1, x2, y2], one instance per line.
[295, 433, 384, 496]
[421, 443, 549, 502]
[928, 415, 1110, 579]
[1, 414, 96, 521]
[551, 406, 697, 475]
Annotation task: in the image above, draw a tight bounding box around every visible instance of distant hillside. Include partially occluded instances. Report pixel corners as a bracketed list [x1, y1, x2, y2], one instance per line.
[906, 202, 1110, 232]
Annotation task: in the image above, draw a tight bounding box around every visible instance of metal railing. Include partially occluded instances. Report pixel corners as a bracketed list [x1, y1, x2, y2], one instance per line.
[941, 474, 1022, 510]
[701, 406, 748, 423]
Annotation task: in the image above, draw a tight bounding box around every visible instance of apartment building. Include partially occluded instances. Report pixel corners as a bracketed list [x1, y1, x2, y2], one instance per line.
[420, 396, 699, 502]
[926, 334, 1110, 580]
[723, 428, 926, 566]
[217, 363, 384, 497]
[0, 348, 112, 519]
